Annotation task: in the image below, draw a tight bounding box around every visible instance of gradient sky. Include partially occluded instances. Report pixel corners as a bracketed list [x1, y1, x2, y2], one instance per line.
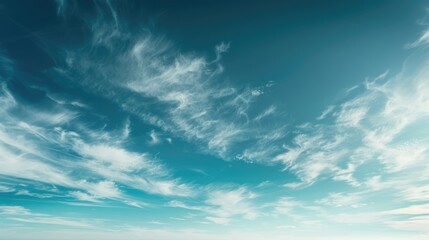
[1, 1, 429, 239]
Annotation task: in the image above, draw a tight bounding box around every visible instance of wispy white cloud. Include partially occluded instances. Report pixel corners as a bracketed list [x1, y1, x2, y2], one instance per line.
[148, 129, 161, 145]
[0, 184, 14, 193]
[46, 94, 89, 109]
[0, 72, 193, 206]
[0, 205, 92, 228]
[73, 142, 193, 197]
[400, 185, 429, 202]
[276, 51, 429, 188]
[69, 191, 101, 203]
[0, 206, 33, 215]
[9, 217, 91, 228]
[316, 192, 363, 208]
[254, 105, 276, 121]
[317, 105, 334, 120]
[214, 42, 230, 64]
[0, 83, 16, 111]
[78, 180, 122, 199]
[379, 203, 429, 233]
[408, 28, 429, 48]
[0, 142, 76, 187]
[267, 32, 429, 235]
[168, 186, 259, 224]
[50, 2, 285, 162]
[205, 216, 230, 225]
[122, 117, 131, 139]
[386, 203, 429, 215]
[75, 143, 163, 174]
[16, 189, 56, 199]
[55, 0, 67, 16]
[204, 187, 258, 221]
[387, 215, 429, 233]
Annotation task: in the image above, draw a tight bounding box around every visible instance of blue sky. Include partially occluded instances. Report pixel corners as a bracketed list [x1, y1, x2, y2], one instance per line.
[1, 0, 429, 239]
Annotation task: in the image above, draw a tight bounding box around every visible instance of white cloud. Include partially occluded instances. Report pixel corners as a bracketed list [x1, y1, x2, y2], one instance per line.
[9, 217, 91, 228]
[254, 105, 276, 121]
[46, 94, 89, 109]
[317, 105, 334, 120]
[73, 142, 193, 197]
[0, 82, 16, 110]
[386, 203, 429, 215]
[16, 189, 55, 199]
[271, 197, 302, 215]
[275, 52, 429, 188]
[0, 143, 76, 188]
[149, 130, 161, 145]
[122, 117, 131, 139]
[384, 203, 429, 233]
[0, 205, 92, 228]
[55, 0, 67, 15]
[316, 192, 363, 208]
[408, 28, 429, 48]
[335, 105, 368, 128]
[0, 80, 193, 205]
[400, 185, 429, 202]
[51, 7, 284, 162]
[0, 184, 14, 193]
[387, 215, 429, 233]
[205, 187, 258, 220]
[78, 180, 122, 199]
[69, 191, 100, 203]
[76, 143, 163, 174]
[251, 89, 263, 96]
[168, 186, 259, 224]
[0, 206, 32, 215]
[205, 216, 230, 225]
[214, 42, 230, 62]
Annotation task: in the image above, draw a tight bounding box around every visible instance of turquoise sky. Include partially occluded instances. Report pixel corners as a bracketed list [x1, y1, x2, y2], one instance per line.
[1, 1, 429, 239]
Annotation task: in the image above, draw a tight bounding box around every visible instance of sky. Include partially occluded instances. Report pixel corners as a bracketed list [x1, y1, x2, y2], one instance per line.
[1, 0, 429, 239]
